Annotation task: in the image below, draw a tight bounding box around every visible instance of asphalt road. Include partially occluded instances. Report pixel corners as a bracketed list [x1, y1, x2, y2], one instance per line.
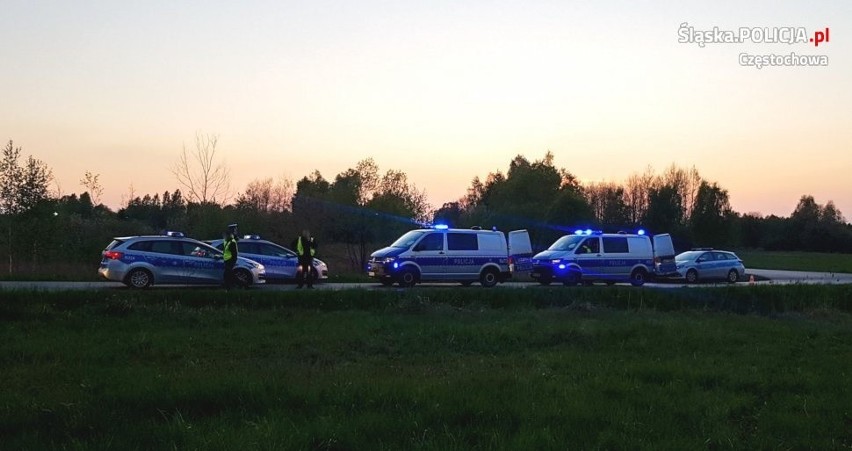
[1, 269, 851, 292]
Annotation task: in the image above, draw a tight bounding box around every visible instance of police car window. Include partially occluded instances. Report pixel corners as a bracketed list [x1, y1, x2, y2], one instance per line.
[261, 244, 293, 257]
[128, 241, 152, 252]
[106, 239, 125, 250]
[240, 242, 260, 254]
[416, 233, 444, 251]
[181, 242, 215, 258]
[391, 230, 427, 248]
[447, 233, 478, 251]
[602, 237, 629, 253]
[150, 241, 182, 255]
[548, 235, 583, 251]
[577, 238, 600, 254]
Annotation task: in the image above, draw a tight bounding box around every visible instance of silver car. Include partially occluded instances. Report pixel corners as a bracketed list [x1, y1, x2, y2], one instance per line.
[674, 249, 746, 283]
[98, 232, 265, 288]
[208, 235, 329, 282]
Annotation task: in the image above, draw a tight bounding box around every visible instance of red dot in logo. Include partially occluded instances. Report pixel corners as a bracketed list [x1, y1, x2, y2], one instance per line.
[810, 38, 814, 42]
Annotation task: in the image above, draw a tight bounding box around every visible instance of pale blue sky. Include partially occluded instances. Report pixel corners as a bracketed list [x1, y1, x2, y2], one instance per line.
[1, 0, 850, 216]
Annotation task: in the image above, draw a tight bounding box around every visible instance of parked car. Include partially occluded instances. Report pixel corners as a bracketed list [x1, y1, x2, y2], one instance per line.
[531, 230, 676, 286]
[367, 225, 532, 287]
[208, 235, 329, 283]
[672, 249, 746, 283]
[98, 232, 265, 288]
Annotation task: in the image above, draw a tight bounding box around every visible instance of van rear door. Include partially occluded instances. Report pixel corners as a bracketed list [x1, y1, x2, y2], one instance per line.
[508, 230, 533, 273]
[652, 233, 676, 275]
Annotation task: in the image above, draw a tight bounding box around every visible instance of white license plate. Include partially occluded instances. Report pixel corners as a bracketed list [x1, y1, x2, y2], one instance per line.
[368, 271, 375, 277]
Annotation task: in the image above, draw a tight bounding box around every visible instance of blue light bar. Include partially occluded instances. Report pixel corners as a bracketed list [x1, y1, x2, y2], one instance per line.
[574, 229, 584, 235]
[243, 235, 261, 240]
[433, 224, 449, 230]
[637, 229, 646, 236]
[584, 229, 593, 235]
[165, 231, 184, 237]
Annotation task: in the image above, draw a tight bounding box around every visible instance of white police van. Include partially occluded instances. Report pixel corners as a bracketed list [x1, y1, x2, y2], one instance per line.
[367, 225, 533, 287]
[531, 229, 676, 286]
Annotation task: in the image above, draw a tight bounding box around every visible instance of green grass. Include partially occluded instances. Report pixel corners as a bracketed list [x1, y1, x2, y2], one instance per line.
[737, 250, 852, 274]
[1, 287, 852, 449]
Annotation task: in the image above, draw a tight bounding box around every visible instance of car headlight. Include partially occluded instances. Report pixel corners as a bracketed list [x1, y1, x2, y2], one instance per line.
[257, 263, 265, 270]
[551, 259, 561, 264]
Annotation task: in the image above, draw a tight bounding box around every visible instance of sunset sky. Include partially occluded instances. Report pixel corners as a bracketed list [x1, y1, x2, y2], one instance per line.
[2, 0, 850, 218]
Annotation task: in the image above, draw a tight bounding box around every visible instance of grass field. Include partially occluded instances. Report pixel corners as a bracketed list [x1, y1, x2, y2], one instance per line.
[2, 287, 851, 449]
[737, 250, 852, 274]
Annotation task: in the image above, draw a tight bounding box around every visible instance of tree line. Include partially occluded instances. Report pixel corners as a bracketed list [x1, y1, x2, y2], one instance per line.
[1, 139, 851, 278]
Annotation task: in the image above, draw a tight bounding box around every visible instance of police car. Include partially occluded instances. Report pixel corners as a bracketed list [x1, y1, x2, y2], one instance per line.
[531, 229, 676, 286]
[671, 248, 746, 283]
[367, 225, 532, 287]
[207, 235, 329, 282]
[98, 232, 266, 288]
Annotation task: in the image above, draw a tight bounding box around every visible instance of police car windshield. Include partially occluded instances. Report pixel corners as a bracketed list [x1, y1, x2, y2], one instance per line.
[390, 230, 427, 248]
[548, 235, 585, 251]
[676, 251, 704, 261]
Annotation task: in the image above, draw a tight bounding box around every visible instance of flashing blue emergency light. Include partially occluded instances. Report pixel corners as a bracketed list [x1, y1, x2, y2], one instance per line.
[584, 229, 593, 235]
[558, 264, 566, 270]
[433, 224, 449, 230]
[243, 235, 261, 240]
[637, 229, 646, 236]
[393, 262, 399, 269]
[574, 229, 583, 235]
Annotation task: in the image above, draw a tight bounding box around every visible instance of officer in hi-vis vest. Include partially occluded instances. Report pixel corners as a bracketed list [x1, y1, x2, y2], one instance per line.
[292, 229, 317, 289]
[222, 223, 239, 289]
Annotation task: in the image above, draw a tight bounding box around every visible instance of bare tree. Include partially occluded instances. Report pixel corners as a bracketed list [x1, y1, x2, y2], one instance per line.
[80, 171, 104, 205]
[171, 132, 231, 204]
[236, 176, 294, 212]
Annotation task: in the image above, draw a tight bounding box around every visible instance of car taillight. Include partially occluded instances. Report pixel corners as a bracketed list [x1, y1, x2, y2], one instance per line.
[104, 251, 123, 260]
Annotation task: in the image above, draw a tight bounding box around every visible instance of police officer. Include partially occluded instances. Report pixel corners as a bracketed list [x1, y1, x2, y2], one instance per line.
[222, 224, 239, 289]
[292, 229, 317, 289]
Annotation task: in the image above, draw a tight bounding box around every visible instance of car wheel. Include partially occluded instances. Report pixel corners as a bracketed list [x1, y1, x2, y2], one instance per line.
[686, 269, 699, 284]
[398, 268, 418, 287]
[563, 271, 580, 286]
[126, 268, 153, 289]
[234, 269, 252, 287]
[727, 269, 739, 283]
[630, 268, 648, 287]
[480, 268, 499, 288]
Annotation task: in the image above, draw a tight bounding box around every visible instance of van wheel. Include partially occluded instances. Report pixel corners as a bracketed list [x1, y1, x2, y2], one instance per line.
[398, 268, 418, 287]
[686, 269, 699, 284]
[563, 271, 580, 286]
[125, 268, 153, 289]
[727, 269, 739, 283]
[630, 268, 648, 287]
[479, 268, 499, 288]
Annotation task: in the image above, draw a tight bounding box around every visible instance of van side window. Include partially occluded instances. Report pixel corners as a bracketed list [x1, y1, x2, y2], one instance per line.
[447, 233, 478, 251]
[416, 233, 444, 251]
[577, 238, 600, 254]
[602, 237, 629, 253]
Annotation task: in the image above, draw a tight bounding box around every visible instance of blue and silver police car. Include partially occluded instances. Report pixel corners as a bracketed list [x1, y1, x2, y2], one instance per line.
[367, 225, 532, 287]
[531, 229, 676, 286]
[672, 249, 746, 283]
[207, 235, 329, 283]
[98, 232, 266, 288]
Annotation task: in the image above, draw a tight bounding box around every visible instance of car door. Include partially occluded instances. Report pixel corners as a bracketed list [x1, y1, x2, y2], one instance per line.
[694, 252, 714, 278]
[180, 241, 223, 284]
[147, 240, 188, 283]
[411, 232, 446, 278]
[445, 232, 479, 278]
[601, 236, 630, 278]
[574, 237, 602, 277]
[258, 242, 299, 279]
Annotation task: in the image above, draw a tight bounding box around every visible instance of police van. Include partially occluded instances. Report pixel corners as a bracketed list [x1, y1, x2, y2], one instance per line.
[367, 225, 533, 287]
[531, 230, 675, 286]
